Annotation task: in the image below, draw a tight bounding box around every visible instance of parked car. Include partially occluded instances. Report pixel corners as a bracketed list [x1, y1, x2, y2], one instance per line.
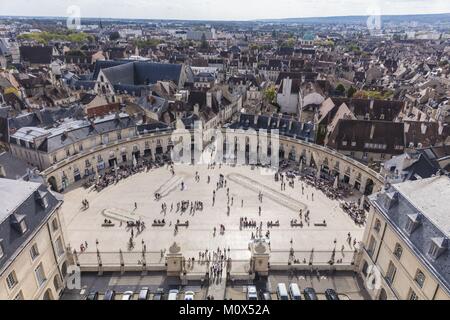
[260, 291, 272, 301]
[138, 287, 150, 300]
[168, 289, 179, 300]
[122, 291, 134, 300]
[325, 289, 340, 300]
[184, 291, 195, 300]
[247, 286, 258, 300]
[86, 291, 98, 300]
[276, 283, 289, 300]
[153, 288, 164, 300]
[303, 288, 318, 300]
[103, 289, 116, 300]
[289, 283, 302, 300]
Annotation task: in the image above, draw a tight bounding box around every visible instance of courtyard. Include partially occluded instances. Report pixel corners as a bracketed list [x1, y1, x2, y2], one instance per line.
[61, 162, 365, 268]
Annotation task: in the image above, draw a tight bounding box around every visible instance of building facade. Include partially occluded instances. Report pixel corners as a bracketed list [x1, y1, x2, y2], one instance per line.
[358, 175, 450, 300]
[0, 179, 68, 300]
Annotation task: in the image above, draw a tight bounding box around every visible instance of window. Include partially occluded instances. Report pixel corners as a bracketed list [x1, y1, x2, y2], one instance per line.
[30, 243, 39, 260]
[53, 155, 57, 163]
[367, 236, 377, 257]
[374, 219, 381, 233]
[351, 141, 356, 147]
[78, 144, 83, 152]
[386, 261, 397, 285]
[41, 195, 48, 209]
[35, 263, 46, 287]
[66, 149, 70, 157]
[117, 132, 122, 140]
[19, 219, 28, 234]
[414, 270, 426, 288]
[408, 289, 419, 300]
[393, 243, 403, 260]
[55, 237, 64, 257]
[6, 271, 18, 289]
[0, 242, 3, 259]
[342, 141, 347, 146]
[14, 291, 24, 300]
[52, 218, 59, 232]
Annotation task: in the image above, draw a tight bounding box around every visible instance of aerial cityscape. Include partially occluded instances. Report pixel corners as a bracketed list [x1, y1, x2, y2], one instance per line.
[0, 0, 449, 305]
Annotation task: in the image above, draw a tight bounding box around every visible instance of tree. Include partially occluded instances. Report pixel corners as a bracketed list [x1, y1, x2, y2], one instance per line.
[109, 31, 120, 41]
[263, 86, 277, 104]
[347, 86, 357, 98]
[201, 33, 209, 49]
[335, 84, 345, 96]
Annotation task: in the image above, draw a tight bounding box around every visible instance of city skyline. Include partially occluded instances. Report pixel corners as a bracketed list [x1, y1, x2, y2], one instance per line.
[1, 0, 450, 21]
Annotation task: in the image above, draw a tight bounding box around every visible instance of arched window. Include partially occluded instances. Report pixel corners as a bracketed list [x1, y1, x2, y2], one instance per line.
[53, 275, 62, 292]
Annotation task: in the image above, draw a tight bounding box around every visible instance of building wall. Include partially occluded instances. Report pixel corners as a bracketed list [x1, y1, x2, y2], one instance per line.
[358, 205, 450, 300]
[0, 207, 67, 300]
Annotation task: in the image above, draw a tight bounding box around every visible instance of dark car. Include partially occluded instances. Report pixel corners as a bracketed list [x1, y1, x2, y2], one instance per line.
[138, 287, 150, 301]
[86, 291, 98, 300]
[260, 291, 272, 301]
[103, 289, 116, 300]
[303, 288, 318, 300]
[153, 288, 164, 300]
[325, 289, 340, 300]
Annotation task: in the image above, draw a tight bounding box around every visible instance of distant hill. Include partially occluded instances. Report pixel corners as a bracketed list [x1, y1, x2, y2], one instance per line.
[255, 13, 450, 25]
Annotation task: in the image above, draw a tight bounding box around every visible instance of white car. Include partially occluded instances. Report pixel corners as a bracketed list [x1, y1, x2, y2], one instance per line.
[247, 286, 258, 300]
[168, 289, 179, 300]
[184, 291, 195, 300]
[122, 291, 134, 300]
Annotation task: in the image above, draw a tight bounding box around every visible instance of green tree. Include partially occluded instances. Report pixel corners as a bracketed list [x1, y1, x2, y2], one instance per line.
[109, 31, 120, 41]
[201, 33, 209, 49]
[335, 84, 345, 96]
[264, 86, 277, 104]
[347, 86, 357, 98]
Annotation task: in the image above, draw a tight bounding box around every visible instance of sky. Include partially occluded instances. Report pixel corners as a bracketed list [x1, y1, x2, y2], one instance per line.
[0, 0, 449, 21]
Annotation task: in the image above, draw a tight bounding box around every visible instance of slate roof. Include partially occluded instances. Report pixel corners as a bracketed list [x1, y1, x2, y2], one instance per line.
[370, 176, 450, 295]
[97, 61, 184, 87]
[327, 119, 405, 154]
[19, 46, 53, 64]
[229, 113, 315, 142]
[0, 179, 60, 273]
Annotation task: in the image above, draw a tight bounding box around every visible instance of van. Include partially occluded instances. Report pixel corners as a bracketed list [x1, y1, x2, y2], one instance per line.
[168, 289, 179, 300]
[276, 283, 289, 300]
[247, 286, 258, 300]
[289, 283, 302, 300]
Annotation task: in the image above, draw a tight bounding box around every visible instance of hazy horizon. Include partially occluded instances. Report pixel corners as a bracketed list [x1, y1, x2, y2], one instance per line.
[0, 0, 449, 21]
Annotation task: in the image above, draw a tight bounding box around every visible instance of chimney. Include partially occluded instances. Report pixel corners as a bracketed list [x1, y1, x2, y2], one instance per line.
[370, 124, 375, 140]
[206, 92, 212, 108]
[404, 122, 410, 133]
[420, 123, 427, 135]
[194, 103, 199, 116]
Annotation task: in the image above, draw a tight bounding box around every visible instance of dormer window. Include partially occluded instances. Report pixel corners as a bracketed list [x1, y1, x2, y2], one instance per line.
[36, 190, 49, 209]
[351, 141, 356, 147]
[342, 141, 347, 146]
[20, 220, 28, 234]
[405, 213, 421, 235]
[0, 240, 4, 259]
[428, 237, 448, 260]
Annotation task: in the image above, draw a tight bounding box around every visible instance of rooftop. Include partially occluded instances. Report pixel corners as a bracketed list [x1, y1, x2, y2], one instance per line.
[0, 178, 41, 224]
[394, 175, 450, 238]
